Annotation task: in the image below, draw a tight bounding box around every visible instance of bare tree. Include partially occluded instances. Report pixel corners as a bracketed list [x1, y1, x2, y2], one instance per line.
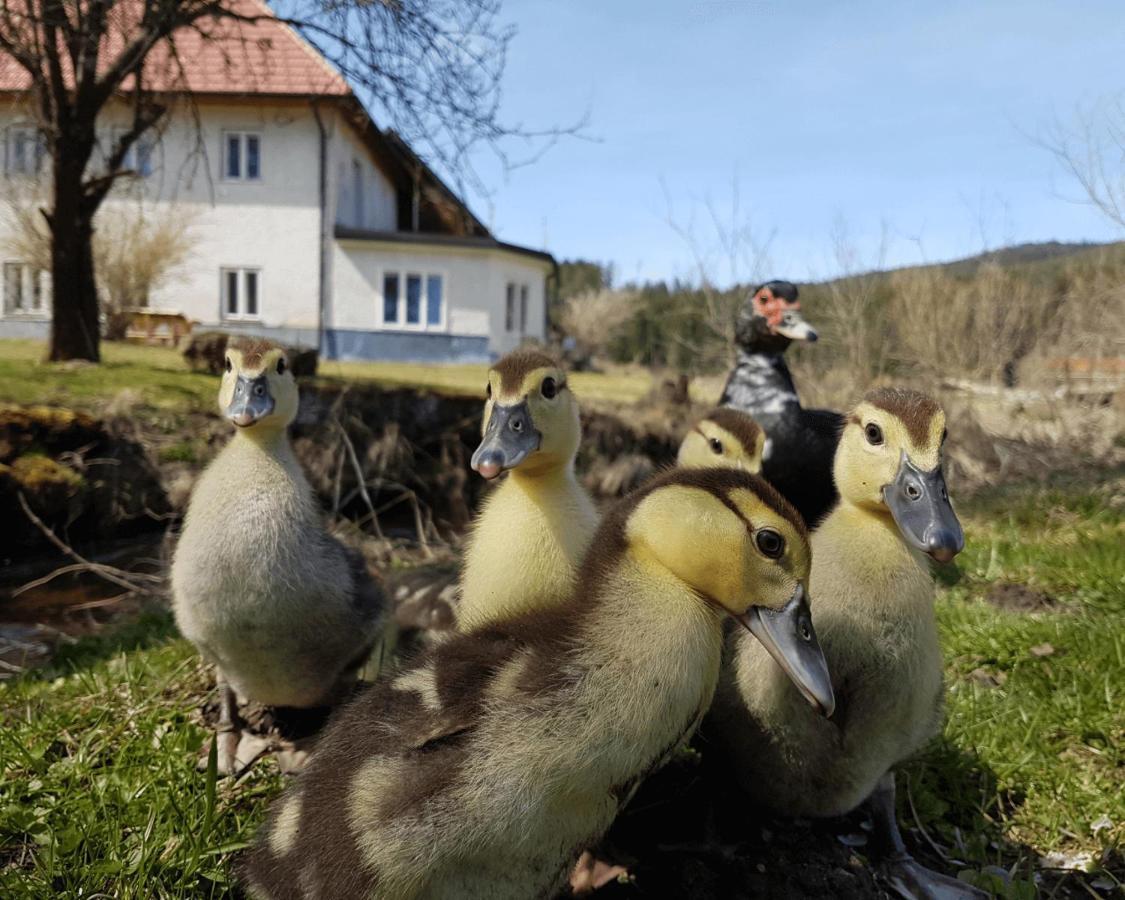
[661, 175, 774, 364]
[817, 216, 891, 388]
[4, 184, 198, 338]
[0, 0, 570, 362]
[558, 287, 637, 361]
[1041, 97, 1125, 232]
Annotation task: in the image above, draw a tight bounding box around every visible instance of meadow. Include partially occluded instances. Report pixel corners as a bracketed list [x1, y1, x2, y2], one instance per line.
[0, 338, 1121, 898]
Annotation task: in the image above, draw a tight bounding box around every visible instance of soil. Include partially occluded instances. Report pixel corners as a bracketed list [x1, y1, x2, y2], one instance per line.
[984, 581, 1059, 613]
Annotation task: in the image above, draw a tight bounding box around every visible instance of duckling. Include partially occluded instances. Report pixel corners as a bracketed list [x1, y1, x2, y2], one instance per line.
[677, 407, 765, 473]
[457, 349, 598, 631]
[242, 467, 835, 900]
[719, 280, 843, 527]
[171, 338, 386, 773]
[705, 387, 980, 899]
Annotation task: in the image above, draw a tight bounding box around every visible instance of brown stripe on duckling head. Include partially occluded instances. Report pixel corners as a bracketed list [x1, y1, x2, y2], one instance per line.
[491, 349, 561, 394]
[864, 387, 942, 448]
[577, 467, 809, 597]
[228, 336, 281, 369]
[701, 407, 764, 454]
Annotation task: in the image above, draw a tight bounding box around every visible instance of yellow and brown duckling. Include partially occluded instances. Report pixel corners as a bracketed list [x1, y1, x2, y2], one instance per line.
[456, 349, 598, 631]
[171, 338, 386, 774]
[242, 467, 834, 900]
[677, 407, 766, 473]
[705, 387, 980, 900]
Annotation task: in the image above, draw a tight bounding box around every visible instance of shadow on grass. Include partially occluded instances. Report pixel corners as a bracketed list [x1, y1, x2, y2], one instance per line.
[48, 605, 180, 673]
[587, 735, 1114, 900]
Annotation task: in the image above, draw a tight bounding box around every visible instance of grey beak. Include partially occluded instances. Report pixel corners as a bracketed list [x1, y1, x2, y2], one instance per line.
[775, 310, 818, 342]
[735, 585, 835, 717]
[470, 400, 542, 479]
[226, 374, 274, 427]
[882, 451, 964, 563]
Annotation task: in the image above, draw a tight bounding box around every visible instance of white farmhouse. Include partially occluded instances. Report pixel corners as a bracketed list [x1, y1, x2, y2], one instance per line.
[0, 3, 554, 362]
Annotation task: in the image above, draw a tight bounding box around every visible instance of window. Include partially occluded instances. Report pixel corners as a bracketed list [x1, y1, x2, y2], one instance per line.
[5, 126, 45, 176]
[352, 159, 364, 225]
[113, 129, 155, 177]
[221, 268, 261, 319]
[426, 275, 443, 326]
[383, 273, 399, 324]
[505, 283, 516, 331]
[380, 270, 445, 330]
[519, 285, 529, 334]
[223, 132, 261, 181]
[3, 262, 45, 316]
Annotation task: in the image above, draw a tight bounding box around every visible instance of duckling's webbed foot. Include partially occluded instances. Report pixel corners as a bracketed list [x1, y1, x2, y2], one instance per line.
[881, 856, 988, 900]
[868, 772, 987, 900]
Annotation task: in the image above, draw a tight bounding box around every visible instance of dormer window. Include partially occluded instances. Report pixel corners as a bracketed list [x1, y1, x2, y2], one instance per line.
[223, 132, 261, 181]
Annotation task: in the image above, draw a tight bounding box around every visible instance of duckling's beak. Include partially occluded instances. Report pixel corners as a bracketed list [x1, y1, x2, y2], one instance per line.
[471, 400, 542, 480]
[226, 374, 275, 427]
[735, 585, 835, 717]
[882, 451, 964, 563]
[774, 310, 818, 342]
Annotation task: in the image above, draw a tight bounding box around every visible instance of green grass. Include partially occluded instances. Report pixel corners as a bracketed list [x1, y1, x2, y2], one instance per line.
[0, 612, 283, 899]
[0, 338, 667, 414]
[1, 474, 1120, 896]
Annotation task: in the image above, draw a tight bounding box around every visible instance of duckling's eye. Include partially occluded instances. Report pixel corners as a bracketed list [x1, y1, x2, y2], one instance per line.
[755, 529, 785, 559]
[708, 437, 724, 455]
[224, 357, 232, 374]
[541, 377, 558, 399]
[864, 423, 884, 446]
[276, 357, 287, 376]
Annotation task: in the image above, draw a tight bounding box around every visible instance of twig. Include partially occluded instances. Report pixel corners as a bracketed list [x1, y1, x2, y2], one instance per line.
[903, 771, 952, 863]
[16, 493, 158, 593]
[335, 421, 384, 540]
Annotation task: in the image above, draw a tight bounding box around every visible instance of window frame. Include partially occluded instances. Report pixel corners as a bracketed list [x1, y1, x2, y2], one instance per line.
[220, 267, 262, 321]
[519, 284, 529, 334]
[222, 131, 263, 182]
[4, 125, 45, 177]
[2, 261, 47, 318]
[378, 267, 447, 332]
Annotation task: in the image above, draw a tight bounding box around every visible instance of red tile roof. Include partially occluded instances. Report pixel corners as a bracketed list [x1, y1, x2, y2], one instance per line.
[0, 0, 349, 97]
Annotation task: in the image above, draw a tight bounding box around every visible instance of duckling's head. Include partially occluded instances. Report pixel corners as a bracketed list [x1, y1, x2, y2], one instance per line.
[471, 350, 579, 479]
[736, 281, 819, 353]
[218, 338, 298, 435]
[620, 468, 834, 716]
[835, 387, 963, 563]
[677, 408, 765, 473]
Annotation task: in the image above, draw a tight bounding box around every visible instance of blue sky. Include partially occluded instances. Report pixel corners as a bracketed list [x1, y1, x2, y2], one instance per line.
[466, 0, 1125, 285]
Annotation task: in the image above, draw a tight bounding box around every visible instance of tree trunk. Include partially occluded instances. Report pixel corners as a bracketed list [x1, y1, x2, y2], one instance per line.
[48, 152, 101, 363]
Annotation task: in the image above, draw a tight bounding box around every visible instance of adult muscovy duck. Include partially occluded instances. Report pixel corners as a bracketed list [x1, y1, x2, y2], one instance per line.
[719, 280, 843, 527]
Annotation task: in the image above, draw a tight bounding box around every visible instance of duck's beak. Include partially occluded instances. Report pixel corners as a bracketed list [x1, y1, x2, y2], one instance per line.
[735, 585, 835, 717]
[226, 374, 275, 427]
[774, 309, 818, 342]
[471, 400, 541, 480]
[882, 451, 964, 563]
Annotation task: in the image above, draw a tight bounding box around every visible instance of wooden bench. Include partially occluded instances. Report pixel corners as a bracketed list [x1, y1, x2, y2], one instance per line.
[124, 310, 195, 346]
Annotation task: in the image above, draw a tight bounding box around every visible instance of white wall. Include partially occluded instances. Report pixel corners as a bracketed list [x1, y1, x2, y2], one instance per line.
[0, 97, 328, 331]
[331, 121, 396, 232]
[333, 238, 549, 352]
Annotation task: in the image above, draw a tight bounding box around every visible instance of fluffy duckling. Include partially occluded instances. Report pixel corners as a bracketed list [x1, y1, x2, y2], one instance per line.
[706, 387, 978, 899]
[457, 349, 598, 631]
[242, 468, 834, 900]
[171, 338, 386, 773]
[677, 407, 765, 473]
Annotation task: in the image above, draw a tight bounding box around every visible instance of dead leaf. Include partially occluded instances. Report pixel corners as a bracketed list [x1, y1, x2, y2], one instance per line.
[1030, 642, 1056, 658]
